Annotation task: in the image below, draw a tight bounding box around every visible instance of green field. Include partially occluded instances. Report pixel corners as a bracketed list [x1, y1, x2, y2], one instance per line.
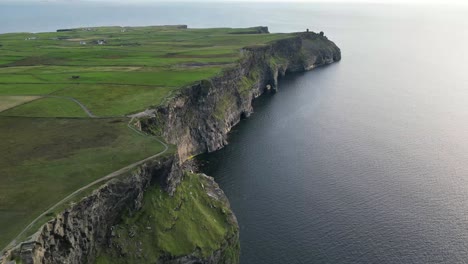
[0, 117, 168, 249]
[0, 26, 290, 117]
[1, 97, 88, 117]
[0, 26, 293, 250]
[0, 95, 39, 111]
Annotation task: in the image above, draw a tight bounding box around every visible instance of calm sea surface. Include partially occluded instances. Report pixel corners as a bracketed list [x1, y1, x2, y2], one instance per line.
[2, 2, 468, 263]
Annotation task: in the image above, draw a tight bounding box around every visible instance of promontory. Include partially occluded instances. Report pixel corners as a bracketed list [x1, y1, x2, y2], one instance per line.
[0, 25, 340, 264]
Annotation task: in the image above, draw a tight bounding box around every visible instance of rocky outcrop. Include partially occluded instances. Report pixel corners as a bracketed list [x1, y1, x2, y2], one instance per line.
[99, 173, 240, 264]
[155, 174, 240, 264]
[1, 30, 340, 264]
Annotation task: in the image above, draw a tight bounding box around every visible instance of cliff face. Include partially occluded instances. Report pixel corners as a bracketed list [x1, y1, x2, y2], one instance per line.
[4, 156, 177, 264]
[96, 173, 240, 264]
[2, 31, 340, 264]
[139, 31, 340, 196]
[141, 32, 341, 165]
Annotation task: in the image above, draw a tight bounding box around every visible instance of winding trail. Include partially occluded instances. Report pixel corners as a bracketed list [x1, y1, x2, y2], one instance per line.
[1, 114, 169, 255]
[46, 95, 97, 118]
[0, 93, 166, 254]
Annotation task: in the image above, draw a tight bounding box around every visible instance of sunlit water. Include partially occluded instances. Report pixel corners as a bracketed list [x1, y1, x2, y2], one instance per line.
[2, 2, 468, 263]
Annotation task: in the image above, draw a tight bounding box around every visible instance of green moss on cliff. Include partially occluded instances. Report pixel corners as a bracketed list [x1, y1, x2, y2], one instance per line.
[213, 94, 236, 121]
[267, 56, 287, 70]
[238, 66, 261, 97]
[238, 76, 255, 95]
[96, 172, 239, 263]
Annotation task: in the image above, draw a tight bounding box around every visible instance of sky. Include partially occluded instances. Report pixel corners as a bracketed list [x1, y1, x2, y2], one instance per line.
[1, 0, 468, 8]
[2, 0, 468, 3]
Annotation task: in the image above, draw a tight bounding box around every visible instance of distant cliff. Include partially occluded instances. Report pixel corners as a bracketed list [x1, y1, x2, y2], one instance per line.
[2, 30, 340, 264]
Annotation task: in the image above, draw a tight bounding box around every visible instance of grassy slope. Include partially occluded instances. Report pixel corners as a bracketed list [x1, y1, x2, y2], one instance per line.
[96, 172, 239, 263]
[0, 26, 290, 116]
[1, 97, 88, 117]
[0, 117, 166, 249]
[51, 84, 176, 116]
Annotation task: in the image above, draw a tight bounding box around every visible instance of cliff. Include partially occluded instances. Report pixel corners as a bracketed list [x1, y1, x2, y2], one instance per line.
[2, 156, 177, 264]
[140, 32, 340, 192]
[1, 30, 340, 264]
[95, 172, 240, 264]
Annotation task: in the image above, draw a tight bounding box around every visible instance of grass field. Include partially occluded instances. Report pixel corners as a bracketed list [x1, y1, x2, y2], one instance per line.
[0, 25, 293, 250]
[0, 26, 291, 116]
[1, 97, 88, 117]
[0, 116, 167, 249]
[0, 96, 39, 111]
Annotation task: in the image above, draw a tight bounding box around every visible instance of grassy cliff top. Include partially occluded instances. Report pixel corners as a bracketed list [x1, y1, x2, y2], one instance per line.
[0, 25, 291, 117]
[0, 25, 293, 251]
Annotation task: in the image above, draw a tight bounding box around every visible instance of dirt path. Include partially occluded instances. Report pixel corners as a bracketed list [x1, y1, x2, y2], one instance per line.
[46, 95, 97, 118]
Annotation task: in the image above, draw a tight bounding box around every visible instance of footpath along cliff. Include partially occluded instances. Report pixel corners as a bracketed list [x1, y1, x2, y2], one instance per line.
[2, 29, 340, 264]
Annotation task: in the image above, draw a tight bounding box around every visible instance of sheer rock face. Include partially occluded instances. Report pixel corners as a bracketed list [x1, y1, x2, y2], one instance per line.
[141, 32, 341, 166]
[2, 31, 340, 264]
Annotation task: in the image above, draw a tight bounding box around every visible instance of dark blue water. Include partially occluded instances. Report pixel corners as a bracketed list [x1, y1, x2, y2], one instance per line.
[195, 4, 468, 264]
[3, 2, 468, 263]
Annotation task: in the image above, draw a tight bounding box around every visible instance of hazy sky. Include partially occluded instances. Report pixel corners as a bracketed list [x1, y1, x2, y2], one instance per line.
[1, 0, 467, 8]
[2, 0, 468, 3]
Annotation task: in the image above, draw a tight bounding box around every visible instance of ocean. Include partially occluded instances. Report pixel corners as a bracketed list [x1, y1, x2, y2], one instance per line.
[3, 2, 468, 263]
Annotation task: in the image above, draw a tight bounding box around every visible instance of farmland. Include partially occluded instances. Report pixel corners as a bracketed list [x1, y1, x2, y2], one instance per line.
[0, 25, 293, 250]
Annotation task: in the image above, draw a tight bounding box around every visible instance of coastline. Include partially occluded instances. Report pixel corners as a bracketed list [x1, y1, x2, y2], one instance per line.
[2, 30, 341, 264]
